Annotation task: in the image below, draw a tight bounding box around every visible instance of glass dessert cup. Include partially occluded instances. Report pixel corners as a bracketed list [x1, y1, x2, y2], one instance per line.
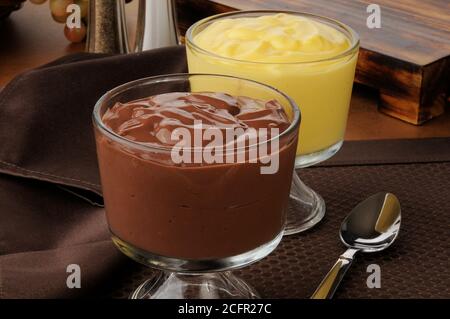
[186, 10, 360, 235]
[93, 74, 300, 298]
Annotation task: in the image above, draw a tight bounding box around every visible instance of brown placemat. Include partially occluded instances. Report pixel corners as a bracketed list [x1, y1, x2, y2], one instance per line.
[104, 157, 450, 299]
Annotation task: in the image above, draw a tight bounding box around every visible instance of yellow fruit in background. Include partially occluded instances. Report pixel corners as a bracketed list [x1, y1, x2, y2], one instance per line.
[49, 0, 73, 23]
[28, 0, 89, 43]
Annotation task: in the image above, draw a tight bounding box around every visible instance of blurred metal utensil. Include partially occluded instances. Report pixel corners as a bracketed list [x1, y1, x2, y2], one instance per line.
[86, 0, 129, 54]
[135, 0, 179, 51]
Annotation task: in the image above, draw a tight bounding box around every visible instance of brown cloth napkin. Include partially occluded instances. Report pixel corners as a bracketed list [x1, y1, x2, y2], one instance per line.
[0, 46, 187, 298]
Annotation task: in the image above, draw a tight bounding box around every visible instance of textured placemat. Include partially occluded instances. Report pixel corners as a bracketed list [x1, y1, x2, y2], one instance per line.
[104, 156, 450, 299]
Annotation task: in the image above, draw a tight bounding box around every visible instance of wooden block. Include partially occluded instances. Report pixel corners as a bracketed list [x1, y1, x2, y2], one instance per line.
[357, 49, 448, 124]
[175, 0, 450, 125]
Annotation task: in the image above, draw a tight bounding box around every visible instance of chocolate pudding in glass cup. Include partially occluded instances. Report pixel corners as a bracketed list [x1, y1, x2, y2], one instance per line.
[93, 74, 300, 299]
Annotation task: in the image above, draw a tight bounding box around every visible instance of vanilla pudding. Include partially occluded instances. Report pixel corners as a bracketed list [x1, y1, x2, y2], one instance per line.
[187, 12, 359, 158]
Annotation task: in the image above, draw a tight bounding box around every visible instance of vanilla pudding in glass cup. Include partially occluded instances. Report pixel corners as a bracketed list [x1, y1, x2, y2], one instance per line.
[186, 11, 359, 234]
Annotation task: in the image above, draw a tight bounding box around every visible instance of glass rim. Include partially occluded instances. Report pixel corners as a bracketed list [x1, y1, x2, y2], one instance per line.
[186, 10, 360, 65]
[93, 73, 301, 153]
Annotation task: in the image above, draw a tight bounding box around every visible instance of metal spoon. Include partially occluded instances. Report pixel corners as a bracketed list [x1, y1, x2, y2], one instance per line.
[311, 192, 401, 299]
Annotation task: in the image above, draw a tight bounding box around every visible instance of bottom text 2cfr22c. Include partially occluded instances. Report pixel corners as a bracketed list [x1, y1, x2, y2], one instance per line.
[178, 303, 272, 317]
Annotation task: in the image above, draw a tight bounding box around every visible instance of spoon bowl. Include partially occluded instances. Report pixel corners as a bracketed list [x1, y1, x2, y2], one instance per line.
[341, 192, 401, 252]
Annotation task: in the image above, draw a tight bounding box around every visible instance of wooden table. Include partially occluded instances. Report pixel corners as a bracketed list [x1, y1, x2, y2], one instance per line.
[1, 1, 450, 141]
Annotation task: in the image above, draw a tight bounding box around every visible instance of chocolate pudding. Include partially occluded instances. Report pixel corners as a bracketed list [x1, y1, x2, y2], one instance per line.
[95, 92, 298, 259]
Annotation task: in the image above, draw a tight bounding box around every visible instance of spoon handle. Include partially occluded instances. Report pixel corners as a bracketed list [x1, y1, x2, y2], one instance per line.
[311, 248, 359, 299]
